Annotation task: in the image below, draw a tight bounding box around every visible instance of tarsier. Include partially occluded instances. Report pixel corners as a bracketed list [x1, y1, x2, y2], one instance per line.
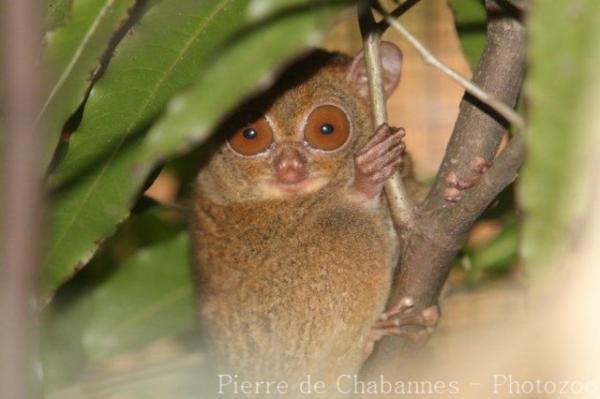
[190, 42, 439, 396]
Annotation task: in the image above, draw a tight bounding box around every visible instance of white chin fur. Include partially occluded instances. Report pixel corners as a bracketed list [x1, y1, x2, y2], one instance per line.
[258, 177, 328, 199]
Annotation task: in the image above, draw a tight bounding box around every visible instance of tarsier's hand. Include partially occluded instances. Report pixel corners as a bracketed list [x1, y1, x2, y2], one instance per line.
[353, 124, 405, 200]
[363, 298, 440, 359]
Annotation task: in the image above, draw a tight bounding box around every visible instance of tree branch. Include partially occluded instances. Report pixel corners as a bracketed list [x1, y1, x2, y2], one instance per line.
[358, 0, 416, 228]
[390, 0, 528, 309]
[372, 0, 421, 32]
[0, 1, 43, 399]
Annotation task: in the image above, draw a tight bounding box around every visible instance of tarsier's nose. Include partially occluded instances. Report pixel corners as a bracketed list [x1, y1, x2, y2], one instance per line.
[273, 146, 308, 185]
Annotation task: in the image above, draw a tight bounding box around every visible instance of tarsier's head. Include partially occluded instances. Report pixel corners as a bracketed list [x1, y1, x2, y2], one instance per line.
[199, 42, 403, 203]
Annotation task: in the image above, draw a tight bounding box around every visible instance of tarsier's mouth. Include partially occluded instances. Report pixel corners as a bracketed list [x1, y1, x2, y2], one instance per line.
[273, 179, 311, 193]
[262, 176, 328, 197]
[275, 166, 308, 185]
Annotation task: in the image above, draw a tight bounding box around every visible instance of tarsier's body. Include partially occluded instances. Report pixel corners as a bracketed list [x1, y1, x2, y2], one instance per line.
[190, 43, 435, 395]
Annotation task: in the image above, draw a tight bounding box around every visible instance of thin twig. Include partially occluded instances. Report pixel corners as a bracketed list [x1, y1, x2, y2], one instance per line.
[0, 1, 43, 399]
[358, 0, 415, 227]
[363, 37, 388, 125]
[375, 8, 525, 131]
[373, 0, 421, 32]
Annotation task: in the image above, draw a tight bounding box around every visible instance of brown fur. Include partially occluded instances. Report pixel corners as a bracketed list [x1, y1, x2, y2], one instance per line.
[189, 48, 403, 396]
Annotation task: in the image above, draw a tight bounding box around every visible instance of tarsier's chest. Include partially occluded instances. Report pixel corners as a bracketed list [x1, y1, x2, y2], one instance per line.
[195, 200, 396, 299]
[192, 199, 397, 380]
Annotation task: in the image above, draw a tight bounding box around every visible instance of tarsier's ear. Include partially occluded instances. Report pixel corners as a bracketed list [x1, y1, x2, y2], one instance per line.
[346, 41, 403, 100]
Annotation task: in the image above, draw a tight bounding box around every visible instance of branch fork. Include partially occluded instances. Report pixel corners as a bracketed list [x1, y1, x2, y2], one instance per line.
[358, 0, 528, 348]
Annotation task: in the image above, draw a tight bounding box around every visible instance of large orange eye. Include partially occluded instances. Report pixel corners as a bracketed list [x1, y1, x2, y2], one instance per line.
[227, 114, 273, 156]
[304, 105, 350, 151]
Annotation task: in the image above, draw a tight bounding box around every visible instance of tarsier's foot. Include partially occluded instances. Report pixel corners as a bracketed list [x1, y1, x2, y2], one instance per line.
[353, 124, 405, 200]
[443, 156, 492, 202]
[363, 298, 440, 359]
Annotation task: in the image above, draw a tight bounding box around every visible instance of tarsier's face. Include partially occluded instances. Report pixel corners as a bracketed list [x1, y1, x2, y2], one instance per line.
[223, 90, 364, 199]
[202, 45, 402, 202]
[228, 105, 349, 194]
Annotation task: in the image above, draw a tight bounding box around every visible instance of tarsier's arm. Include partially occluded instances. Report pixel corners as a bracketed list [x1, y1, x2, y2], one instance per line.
[342, 42, 442, 355]
[350, 122, 440, 358]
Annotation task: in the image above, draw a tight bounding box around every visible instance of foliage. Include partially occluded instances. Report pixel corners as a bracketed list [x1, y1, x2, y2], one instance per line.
[462, 218, 518, 284]
[520, 0, 600, 274]
[41, 0, 138, 167]
[44, 0, 73, 31]
[448, 0, 486, 69]
[42, 206, 193, 389]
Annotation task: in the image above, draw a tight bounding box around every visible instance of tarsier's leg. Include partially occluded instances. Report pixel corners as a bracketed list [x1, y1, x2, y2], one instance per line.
[352, 124, 405, 200]
[364, 300, 440, 358]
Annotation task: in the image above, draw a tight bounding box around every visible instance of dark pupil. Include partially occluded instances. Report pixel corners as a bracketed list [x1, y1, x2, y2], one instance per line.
[242, 128, 257, 140]
[320, 123, 334, 135]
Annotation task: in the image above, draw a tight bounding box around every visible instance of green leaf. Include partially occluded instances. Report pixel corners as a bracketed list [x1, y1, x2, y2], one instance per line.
[82, 233, 193, 362]
[42, 228, 193, 390]
[44, 0, 73, 31]
[464, 221, 518, 283]
[40, 0, 139, 169]
[520, 0, 600, 275]
[137, 0, 344, 177]
[43, 0, 250, 297]
[43, 0, 345, 298]
[448, 0, 486, 69]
